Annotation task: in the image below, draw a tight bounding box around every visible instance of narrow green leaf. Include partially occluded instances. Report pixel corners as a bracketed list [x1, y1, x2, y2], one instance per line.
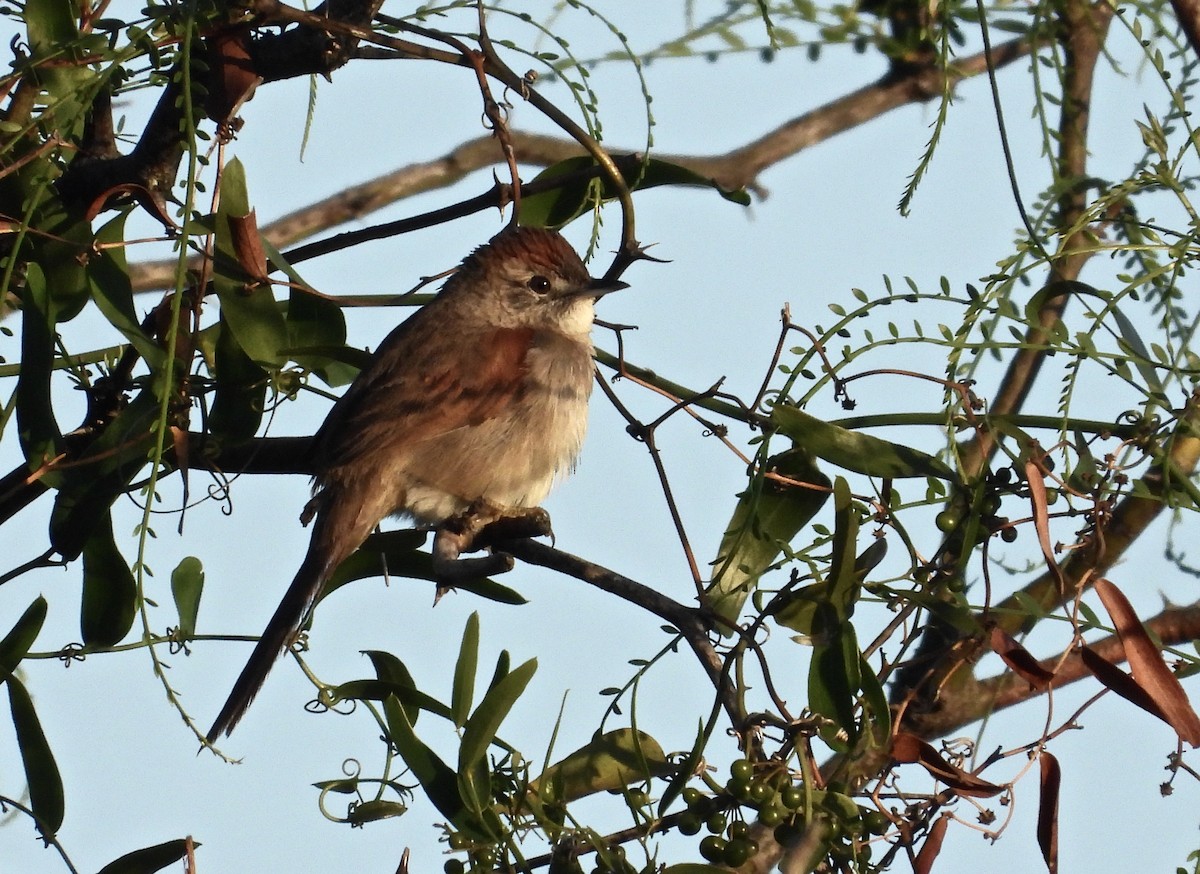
[88, 213, 164, 370]
[487, 649, 511, 695]
[657, 719, 707, 817]
[15, 261, 63, 468]
[708, 448, 830, 631]
[206, 318, 268, 445]
[772, 405, 957, 481]
[170, 557, 204, 639]
[1111, 303, 1165, 395]
[452, 613, 481, 729]
[283, 285, 351, 384]
[8, 675, 64, 835]
[48, 389, 159, 560]
[330, 679, 452, 721]
[808, 624, 861, 750]
[213, 159, 288, 366]
[459, 658, 536, 776]
[96, 839, 193, 874]
[315, 530, 526, 607]
[0, 597, 48, 678]
[383, 697, 479, 835]
[361, 651, 425, 723]
[859, 652, 891, 747]
[80, 511, 137, 646]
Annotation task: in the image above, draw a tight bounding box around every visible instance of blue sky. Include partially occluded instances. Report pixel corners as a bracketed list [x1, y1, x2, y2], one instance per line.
[2, 3, 1199, 873]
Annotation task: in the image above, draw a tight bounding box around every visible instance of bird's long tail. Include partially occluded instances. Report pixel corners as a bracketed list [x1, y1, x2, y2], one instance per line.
[206, 488, 378, 742]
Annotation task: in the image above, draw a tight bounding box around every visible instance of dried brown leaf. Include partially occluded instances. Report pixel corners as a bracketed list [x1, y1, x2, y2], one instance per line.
[1094, 578, 1200, 746]
[1025, 460, 1065, 593]
[914, 812, 950, 874]
[1037, 752, 1060, 874]
[989, 625, 1055, 689]
[892, 733, 1005, 798]
[228, 211, 269, 283]
[1080, 645, 1167, 721]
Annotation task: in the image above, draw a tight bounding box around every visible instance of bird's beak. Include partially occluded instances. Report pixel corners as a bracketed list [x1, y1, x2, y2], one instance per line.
[587, 276, 630, 299]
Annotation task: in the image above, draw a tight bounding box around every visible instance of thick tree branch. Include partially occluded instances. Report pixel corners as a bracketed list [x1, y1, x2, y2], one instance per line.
[892, 0, 1115, 732]
[127, 36, 1032, 292]
[959, 2, 1114, 478]
[900, 599, 1200, 740]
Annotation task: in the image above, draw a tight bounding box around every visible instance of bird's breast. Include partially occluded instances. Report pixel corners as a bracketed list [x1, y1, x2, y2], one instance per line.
[398, 330, 595, 522]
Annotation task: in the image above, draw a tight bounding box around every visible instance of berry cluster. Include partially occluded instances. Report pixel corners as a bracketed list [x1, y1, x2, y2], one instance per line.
[678, 760, 889, 869]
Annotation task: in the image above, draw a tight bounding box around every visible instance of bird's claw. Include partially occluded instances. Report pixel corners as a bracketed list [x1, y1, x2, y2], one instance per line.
[429, 503, 552, 598]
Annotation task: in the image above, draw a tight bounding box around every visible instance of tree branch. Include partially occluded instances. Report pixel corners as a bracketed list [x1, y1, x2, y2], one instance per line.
[126, 36, 1032, 292]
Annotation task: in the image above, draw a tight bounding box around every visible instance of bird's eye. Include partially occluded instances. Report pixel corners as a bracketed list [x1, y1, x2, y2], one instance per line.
[528, 275, 552, 294]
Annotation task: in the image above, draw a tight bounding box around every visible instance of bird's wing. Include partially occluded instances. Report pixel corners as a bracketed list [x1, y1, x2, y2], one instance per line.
[313, 317, 535, 474]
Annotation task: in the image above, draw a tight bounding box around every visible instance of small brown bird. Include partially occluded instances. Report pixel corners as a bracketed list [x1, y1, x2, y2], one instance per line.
[206, 226, 627, 741]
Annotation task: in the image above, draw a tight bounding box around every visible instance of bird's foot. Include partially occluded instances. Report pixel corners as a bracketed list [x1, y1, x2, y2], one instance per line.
[429, 503, 553, 599]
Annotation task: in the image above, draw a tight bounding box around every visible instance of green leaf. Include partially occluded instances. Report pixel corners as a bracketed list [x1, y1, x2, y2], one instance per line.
[96, 839, 194, 874]
[384, 697, 480, 836]
[772, 404, 957, 480]
[315, 529, 429, 605]
[774, 480, 874, 634]
[48, 390, 159, 560]
[170, 557, 204, 639]
[26, 0, 97, 104]
[15, 261, 63, 468]
[88, 212, 165, 370]
[657, 719, 707, 817]
[859, 651, 891, 747]
[80, 511, 137, 647]
[213, 159, 288, 366]
[8, 675, 64, 835]
[346, 799, 408, 824]
[458, 658, 537, 808]
[0, 597, 48, 677]
[708, 448, 830, 631]
[824, 479, 862, 620]
[0, 597, 48, 678]
[283, 285, 350, 383]
[808, 623, 861, 750]
[363, 650, 422, 725]
[206, 318, 268, 445]
[534, 729, 671, 804]
[1111, 302, 1165, 395]
[519, 157, 749, 228]
[331, 679, 452, 721]
[452, 612, 481, 729]
[315, 530, 527, 607]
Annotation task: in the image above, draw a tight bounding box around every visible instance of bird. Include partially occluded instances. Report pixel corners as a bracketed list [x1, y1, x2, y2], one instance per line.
[206, 225, 628, 742]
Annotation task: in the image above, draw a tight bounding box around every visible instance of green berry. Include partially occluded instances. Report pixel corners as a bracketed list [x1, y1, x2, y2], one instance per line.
[730, 759, 754, 782]
[748, 780, 774, 805]
[863, 809, 889, 835]
[722, 838, 753, 867]
[780, 785, 804, 809]
[699, 835, 727, 863]
[706, 812, 728, 834]
[682, 786, 703, 807]
[728, 820, 749, 840]
[443, 861, 466, 874]
[757, 804, 785, 826]
[935, 510, 959, 532]
[678, 812, 702, 836]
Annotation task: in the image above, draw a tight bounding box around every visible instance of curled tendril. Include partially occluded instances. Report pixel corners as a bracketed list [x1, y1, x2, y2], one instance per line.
[57, 642, 86, 667]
